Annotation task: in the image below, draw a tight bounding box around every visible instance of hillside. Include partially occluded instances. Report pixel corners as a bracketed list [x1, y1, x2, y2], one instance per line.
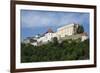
[21, 38, 89, 63]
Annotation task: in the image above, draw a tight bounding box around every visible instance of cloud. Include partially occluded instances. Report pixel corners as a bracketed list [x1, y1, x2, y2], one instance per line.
[21, 10, 89, 29]
[21, 10, 60, 28]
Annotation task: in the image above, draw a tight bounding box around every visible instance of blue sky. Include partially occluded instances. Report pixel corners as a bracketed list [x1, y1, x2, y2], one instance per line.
[21, 10, 90, 39]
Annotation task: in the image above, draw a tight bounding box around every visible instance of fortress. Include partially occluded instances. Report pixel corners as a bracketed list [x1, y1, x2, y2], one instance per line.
[23, 23, 88, 46]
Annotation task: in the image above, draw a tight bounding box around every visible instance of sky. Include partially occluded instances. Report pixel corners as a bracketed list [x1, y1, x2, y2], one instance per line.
[21, 9, 90, 40]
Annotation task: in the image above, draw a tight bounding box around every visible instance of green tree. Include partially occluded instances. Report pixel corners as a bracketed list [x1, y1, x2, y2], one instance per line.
[77, 25, 84, 33]
[21, 38, 89, 62]
[52, 37, 59, 46]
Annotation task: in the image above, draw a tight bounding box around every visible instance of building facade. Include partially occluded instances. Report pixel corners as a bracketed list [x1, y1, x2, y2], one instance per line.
[23, 23, 88, 46]
[56, 24, 79, 39]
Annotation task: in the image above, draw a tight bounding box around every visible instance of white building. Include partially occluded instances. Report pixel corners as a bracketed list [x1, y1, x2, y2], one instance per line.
[81, 33, 88, 41]
[37, 28, 55, 44]
[23, 23, 88, 46]
[56, 24, 79, 39]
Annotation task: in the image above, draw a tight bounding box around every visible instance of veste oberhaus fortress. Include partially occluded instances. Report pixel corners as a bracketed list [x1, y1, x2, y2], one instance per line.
[23, 23, 88, 46]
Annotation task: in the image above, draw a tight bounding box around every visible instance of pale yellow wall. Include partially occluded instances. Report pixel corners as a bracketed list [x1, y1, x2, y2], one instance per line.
[57, 24, 75, 38]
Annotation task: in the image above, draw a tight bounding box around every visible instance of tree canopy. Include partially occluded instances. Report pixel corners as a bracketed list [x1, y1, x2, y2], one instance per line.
[21, 38, 89, 63]
[77, 25, 84, 33]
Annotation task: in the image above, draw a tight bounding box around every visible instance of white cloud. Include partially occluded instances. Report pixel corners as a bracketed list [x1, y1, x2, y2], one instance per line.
[21, 10, 89, 29]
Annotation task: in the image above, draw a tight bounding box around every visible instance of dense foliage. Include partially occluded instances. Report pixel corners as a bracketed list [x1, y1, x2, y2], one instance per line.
[77, 25, 84, 33]
[21, 38, 89, 63]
